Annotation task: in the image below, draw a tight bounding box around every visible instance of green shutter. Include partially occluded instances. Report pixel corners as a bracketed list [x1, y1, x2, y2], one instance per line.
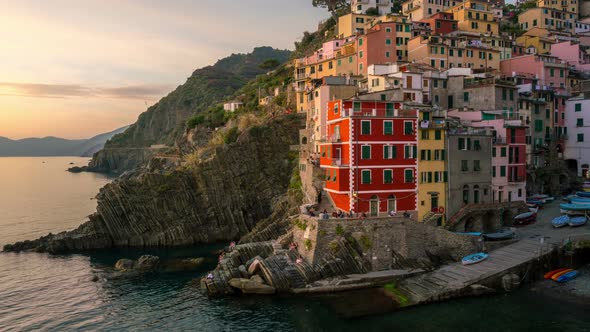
[434, 172, 439, 182]
[420, 150, 426, 160]
[500, 166, 506, 177]
[428, 172, 433, 183]
[404, 121, 413, 135]
[384, 121, 393, 135]
[384, 146, 389, 159]
[362, 121, 371, 134]
[492, 147, 496, 157]
[492, 166, 496, 177]
[435, 130, 441, 140]
[354, 102, 362, 112]
[441, 149, 446, 161]
[464, 92, 469, 102]
[405, 170, 414, 183]
[576, 103, 582, 112]
[362, 170, 371, 184]
[443, 171, 448, 182]
[362, 146, 371, 159]
[501, 147, 507, 157]
[384, 170, 393, 184]
[413, 146, 417, 158]
[427, 150, 432, 160]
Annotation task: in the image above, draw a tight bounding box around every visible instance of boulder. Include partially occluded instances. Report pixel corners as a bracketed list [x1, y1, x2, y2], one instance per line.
[239, 265, 249, 278]
[250, 275, 265, 284]
[248, 259, 262, 275]
[135, 255, 161, 271]
[115, 258, 135, 271]
[228, 278, 276, 295]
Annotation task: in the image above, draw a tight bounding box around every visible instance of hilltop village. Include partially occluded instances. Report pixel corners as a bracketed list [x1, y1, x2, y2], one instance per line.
[199, 0, 590, 298]
[291, 0, 590, 224]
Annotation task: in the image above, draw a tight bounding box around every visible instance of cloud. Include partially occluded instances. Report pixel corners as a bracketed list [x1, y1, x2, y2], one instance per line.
[0, 82, 173, 100]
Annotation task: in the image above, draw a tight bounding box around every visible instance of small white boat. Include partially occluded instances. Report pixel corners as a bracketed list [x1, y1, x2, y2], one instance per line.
[462, 252, 489, 265]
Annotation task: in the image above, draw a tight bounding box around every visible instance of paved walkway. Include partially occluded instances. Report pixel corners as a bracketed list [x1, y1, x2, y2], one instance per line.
[398, 200, 590, 304]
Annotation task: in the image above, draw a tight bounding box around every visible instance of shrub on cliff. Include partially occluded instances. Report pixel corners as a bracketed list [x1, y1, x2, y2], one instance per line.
[224, 127, 240, 144]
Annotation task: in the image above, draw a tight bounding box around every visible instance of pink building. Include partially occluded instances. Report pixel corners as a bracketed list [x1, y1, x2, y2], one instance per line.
[550, 41, 590, 72]
[449, 111, 527, 202]
[357, 22, 399, 76]
[500, 55, 569, 93]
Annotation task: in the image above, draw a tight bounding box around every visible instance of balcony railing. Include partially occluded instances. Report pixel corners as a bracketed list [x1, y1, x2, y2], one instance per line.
[332, 159, 346, 166]
[493, 136, 506, 144]
[509, 176, 525, 183]
[419, 120, 446, 129]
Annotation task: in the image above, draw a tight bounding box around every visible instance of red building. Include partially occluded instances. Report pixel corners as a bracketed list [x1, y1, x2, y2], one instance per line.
[420, 12, 458, 35]
[319, 99, 418, 215]
[357, 22, 399, 76]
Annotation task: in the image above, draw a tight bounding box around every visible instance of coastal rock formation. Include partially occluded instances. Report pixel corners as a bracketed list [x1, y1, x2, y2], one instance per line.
[114, 256, 205, 273]
[4, 115, 303, 253]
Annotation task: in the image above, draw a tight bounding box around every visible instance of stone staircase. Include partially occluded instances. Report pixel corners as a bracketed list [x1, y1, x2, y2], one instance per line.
[422, 211, 443, 225]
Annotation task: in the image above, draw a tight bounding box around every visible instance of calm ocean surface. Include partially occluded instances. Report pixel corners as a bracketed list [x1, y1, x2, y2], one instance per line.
[1, 157, 589, 332]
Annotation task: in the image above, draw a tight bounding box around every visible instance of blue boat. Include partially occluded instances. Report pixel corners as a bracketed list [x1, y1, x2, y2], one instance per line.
[570, 197, 590, 204]
[483, 230, 515, 241]
[560, 203, 590, 213]
[569, 216, 588, 227]
[527, 199, 544, 206]
[576, 191, 590, 198]
[455, 232, 482, 236]
[557, 270, 579, 283]
[551, 215, 570, 228]
[462, 252, 488, 265]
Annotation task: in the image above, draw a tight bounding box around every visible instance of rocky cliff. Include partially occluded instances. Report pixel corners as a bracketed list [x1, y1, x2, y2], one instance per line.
[4, 115, 303, 253]
[83, 47, 291, 175]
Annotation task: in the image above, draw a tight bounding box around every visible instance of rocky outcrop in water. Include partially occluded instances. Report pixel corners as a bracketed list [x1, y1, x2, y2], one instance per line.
[4, 115, 303, 254]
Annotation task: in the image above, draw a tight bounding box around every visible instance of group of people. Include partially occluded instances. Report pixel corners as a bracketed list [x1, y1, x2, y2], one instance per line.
[309, 209, 353, 220]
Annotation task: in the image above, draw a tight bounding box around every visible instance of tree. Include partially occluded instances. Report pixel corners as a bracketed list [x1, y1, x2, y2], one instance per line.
[312, 0, 348, 15]
[259, 59, 280, 70]
[365, 7, 380, 16]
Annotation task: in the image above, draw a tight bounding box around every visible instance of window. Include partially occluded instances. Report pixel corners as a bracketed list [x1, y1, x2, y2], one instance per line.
[386, 51, 390, 58]
[501, 147, 507, 157]
[384, 120, 393, 135]
[509, 89, 514, 101]
[404, 121, 414, 135]
[502, 88, 507, 100]
[560, 69, 564, 78]
[384, 145, 397, 159]
[458, 137, 466, 150]
[384, 170, 393, 184]
[550, 68, 554, 77]
[576, 103, 582, 112]
[386, 27, 392, 33]
[354, 102, 361, 112]
[577, 118, 584, 127]
[359, 38, 363, 46]
[464, 92, 469, 102]
[359, 51, 363, 59]
[333, 103, 339, 114]
[492, 166, 496, 177]
[361, 145, 371, 159]
[386, 103, 394, 116]
[461, 160, 469, 171]
[404, 169, 414, 183]
[500, 166, 506, 177]
[474, 160, 481, 171]
[492, 147, 496, 157]
[421, 130, 430, 140]
[534, 120, 543, 132]
[435, 130, 442, 140]
[386, 39, 392, 45]
[474, 140, 481, 151]
[578, 133, 585, 142]
[361, 120, 371, 134]
[404, 145, 417, 159]
[362, 170, 371, 184]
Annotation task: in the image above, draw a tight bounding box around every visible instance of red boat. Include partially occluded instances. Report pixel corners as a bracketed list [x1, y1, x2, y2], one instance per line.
[513, 211, 537, 226]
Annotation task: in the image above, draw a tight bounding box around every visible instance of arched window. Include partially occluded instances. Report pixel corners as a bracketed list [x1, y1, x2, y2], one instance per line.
[301, 137, 308, 145]
[463, 185, 470, 204]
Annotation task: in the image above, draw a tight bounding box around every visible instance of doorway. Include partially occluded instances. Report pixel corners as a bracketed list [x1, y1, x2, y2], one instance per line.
[370, 195, 379, 216]
[387, 195, 397, 213]
[430, 194, 439, 212]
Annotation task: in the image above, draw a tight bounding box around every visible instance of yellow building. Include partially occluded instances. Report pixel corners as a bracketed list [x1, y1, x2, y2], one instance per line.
[417, 109, 447, 224]
[518, 7, 576, 34]
[445, 0, 499, 35]
[337, 13, 374, 38]
[294, 42, 359, 113]
[402, 0, 464, 22]
[537, 0, 579, 17]
[516, 29, 557, 55]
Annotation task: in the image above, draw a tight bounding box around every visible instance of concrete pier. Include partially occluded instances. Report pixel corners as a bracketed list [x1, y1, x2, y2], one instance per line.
[393, 200, 590, 307]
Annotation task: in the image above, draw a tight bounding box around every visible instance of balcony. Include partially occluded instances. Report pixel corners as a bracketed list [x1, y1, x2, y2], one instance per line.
[509, 176, 525, 183]
[419, 120, 446, 129]
[493, 136, 507, 144]
[331, 159, 347, 167]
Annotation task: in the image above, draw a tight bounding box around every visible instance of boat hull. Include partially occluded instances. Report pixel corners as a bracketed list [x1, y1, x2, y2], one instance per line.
[557, 271, 579, 283]
[551, 268, 574, 281]
[544, 268, 570, 279]
[462, 253, 488, 265]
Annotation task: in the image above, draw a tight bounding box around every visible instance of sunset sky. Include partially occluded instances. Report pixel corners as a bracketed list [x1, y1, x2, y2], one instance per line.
[0, 0, 327, 139]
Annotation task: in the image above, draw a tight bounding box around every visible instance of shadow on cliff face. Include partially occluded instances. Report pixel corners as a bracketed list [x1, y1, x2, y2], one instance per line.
[3, 114, 304, 254]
